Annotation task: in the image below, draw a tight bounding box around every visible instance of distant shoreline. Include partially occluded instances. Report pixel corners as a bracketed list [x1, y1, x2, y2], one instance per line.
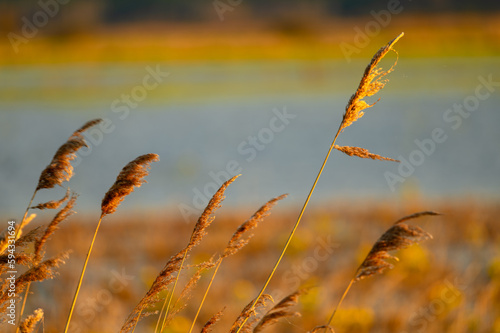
[1, 13, 499, 64]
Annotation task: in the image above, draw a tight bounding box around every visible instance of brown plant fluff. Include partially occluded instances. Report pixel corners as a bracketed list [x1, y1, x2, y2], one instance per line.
[0, 253, 34, 277]
[120, 176, 238, 332]
[339, 33, 403, 132]
[354, 211, 437, 281]
[201, 308, 225, 333]
[187, 175, 240, 251]
[0, 252, 68, 309]
[34, 192, 77, 263]
[13, 226, 45, 249]
[161, 261, 216, 329]
[230, 294, 273, 333]
[223, 194, 287, 258]
[253, 289, 306, 333]
[36, 119, 102, 191]
[101, 154, 159, 216]
[30, 188, 71, 210]
[334, 145, 399, 163]
[19, 308, 44, 333]
[0, 214, 36, 255]
[71, 118, 103, 139]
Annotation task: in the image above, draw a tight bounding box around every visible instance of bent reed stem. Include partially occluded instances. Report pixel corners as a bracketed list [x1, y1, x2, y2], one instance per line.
[64, 214, 104, 333]
[235, 126, 342, 333]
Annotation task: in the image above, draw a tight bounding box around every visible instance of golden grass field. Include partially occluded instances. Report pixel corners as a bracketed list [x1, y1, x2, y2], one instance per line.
[2, 198, 499, 332]
[1, 30, 499, 333]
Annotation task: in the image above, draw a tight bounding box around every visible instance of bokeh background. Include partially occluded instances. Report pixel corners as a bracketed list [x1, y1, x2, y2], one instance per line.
[1, 1, 499, 332]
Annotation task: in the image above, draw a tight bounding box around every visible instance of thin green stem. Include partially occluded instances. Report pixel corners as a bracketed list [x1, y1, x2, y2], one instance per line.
[188, 259, 222, 333]
[64, 214, 104, 333]
[235, 127, 343, 333]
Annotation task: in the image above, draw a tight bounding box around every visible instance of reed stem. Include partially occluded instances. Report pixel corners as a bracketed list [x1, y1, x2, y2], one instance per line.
[235, 125, 342, 333]
[64, 214, 104, 333]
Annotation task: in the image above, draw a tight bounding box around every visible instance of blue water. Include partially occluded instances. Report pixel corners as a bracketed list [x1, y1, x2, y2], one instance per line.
[1, 58, 500, 218]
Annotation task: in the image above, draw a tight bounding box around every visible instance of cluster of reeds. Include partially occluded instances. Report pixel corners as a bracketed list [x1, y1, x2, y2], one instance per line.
[0, 32, 440, 333]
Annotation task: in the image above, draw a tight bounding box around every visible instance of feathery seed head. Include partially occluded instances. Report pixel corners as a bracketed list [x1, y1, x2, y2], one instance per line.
[101, 153, 159, 216]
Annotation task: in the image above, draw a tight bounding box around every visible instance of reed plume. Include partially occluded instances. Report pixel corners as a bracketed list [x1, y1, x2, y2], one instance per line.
[334, 145, 399, 162]
[320, 211, 438, 331]
[31, 188, 71, 210]
[234, 32, 404, 333]
[16, 192, 77, 330]
[36, 118, 103, 192]
[0, 252, 69, 309]
[19, 119, 101, 245]
[188, 194, 287, 333]
[230, 294, 273, 333]
[34, 192, 77, 262]
[64, 154, 159, 333]
[200, 308, 225, 333]
[253, 289, 306, 332]
[101, 153, 160, 216]
[0, 214, 36, 255]
[121, 175, 238, 333]
[339, 33, 402, 132]
[19, 308, 43, 333]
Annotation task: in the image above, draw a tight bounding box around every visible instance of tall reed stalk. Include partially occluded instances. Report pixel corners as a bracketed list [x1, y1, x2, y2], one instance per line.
[234, 32, 404, 333]
[64, 153, 158, 332]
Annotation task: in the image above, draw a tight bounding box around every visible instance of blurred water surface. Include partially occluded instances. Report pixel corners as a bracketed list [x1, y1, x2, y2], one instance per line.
[1, 58, 500, 217]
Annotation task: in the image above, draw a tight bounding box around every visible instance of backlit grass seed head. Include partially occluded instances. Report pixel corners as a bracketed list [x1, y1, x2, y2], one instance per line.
[36, 119, 102, 191]
[31, 188, 71, 210]
[19, 308, 44, 333]
[231, 294, 273, 333]
[35, 192, 77, 262]
[188, 174, 240, 250]
[201, 308, 225, 333]
[36, 137, 87, 191]
[354, 211, 437, 281]
[340, 32, 403, 132]
[223, 194, 287, 258]
[334, 145, 399, 162]
[253, 289, 306, 333]
[101, 153, 159, 216]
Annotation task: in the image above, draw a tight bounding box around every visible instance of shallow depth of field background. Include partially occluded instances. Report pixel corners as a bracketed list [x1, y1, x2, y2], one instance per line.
[1, 1, 499, 332]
